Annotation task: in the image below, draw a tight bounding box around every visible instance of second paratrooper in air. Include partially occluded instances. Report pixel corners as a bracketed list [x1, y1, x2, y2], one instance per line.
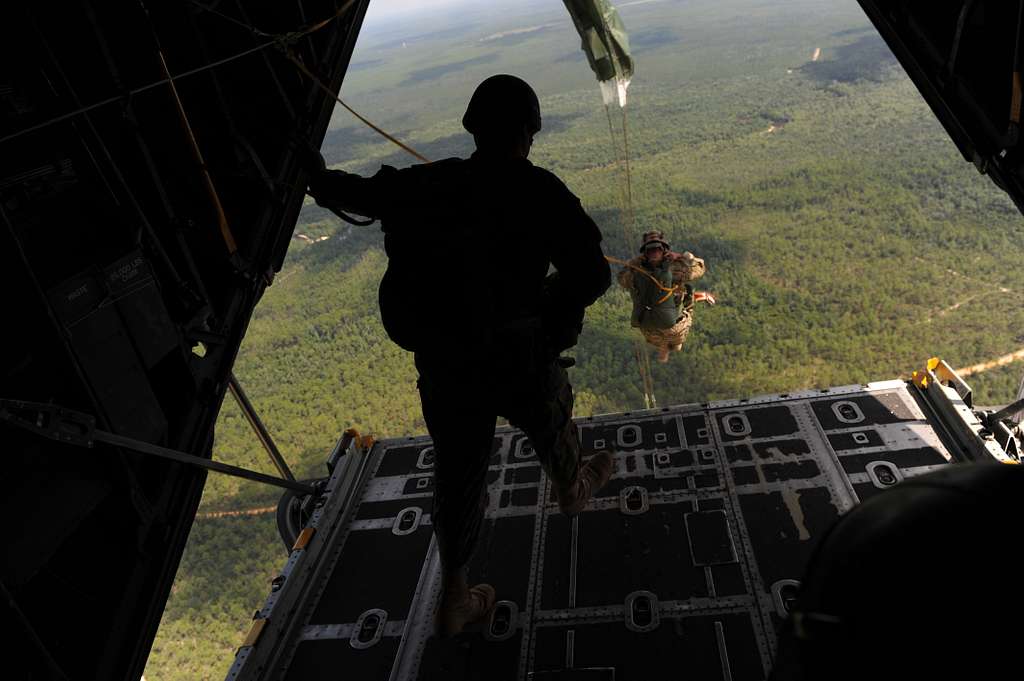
[617, 230, 716, 363]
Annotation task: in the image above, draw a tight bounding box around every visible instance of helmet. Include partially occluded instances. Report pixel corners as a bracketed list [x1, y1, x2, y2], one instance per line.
[640, 230, 670, 253]
[462, 74, 542, 137]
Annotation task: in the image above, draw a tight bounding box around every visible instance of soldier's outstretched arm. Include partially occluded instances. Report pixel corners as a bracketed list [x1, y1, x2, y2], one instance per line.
[303, 149, 397, 220]
[616, 256, 645, 290]
[308, 167, 400, 221]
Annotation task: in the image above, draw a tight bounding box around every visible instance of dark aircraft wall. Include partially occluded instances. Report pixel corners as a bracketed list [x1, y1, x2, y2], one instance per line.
[0, 1, 369, 679]
[858, 0, 1024, 214]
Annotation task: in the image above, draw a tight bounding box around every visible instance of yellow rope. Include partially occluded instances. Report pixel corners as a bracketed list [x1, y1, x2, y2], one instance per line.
[155, 49, 238, 255]
[605, 255, 681, 305]
[285, 50, 430, 163]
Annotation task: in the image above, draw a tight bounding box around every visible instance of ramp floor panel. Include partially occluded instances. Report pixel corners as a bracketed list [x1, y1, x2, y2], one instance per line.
[240, 381, 960, 681]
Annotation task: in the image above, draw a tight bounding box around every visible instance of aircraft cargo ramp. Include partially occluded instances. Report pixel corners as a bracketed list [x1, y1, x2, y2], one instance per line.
[226, 360, 1018, 681]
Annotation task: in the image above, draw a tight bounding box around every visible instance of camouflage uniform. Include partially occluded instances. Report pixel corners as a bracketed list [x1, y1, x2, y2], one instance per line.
[617, 251, 706, 352]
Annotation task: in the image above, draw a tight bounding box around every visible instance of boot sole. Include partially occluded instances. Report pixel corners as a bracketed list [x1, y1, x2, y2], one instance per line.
[435, 584, 496, 639]
[559, 452, 614, 516]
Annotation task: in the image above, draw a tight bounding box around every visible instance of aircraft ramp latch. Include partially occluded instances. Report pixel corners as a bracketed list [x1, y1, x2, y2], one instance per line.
[978, 396, 1024, 462]
[276, 428, 364, 550]
[911, 358, 1022, 464]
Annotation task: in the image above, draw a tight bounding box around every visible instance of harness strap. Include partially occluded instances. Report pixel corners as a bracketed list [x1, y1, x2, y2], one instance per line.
[606, 254, 682, 303]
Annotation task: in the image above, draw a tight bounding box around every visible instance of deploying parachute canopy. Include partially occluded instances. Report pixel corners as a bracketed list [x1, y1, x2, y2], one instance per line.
[563, 0, 634, 107]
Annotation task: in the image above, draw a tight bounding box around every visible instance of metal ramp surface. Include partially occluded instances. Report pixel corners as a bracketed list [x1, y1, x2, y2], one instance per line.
[227, 372, 1008, 681]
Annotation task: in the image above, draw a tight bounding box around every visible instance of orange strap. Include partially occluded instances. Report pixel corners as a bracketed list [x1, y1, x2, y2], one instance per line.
[605, 255, 680, 304]
[286, 50, 430, 164]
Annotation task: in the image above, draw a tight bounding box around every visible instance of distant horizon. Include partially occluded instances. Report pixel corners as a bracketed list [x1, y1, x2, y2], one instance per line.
[365, 0, 469, 20]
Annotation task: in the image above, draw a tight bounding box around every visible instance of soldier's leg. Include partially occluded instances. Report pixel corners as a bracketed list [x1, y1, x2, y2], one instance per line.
[641, 327, 669, 350]
[504, 362, 613, 515]
[419, 377, 495, 571]
[504, 361, 580, 489]
[417, 369, 497, 636]
[666, 315, 693, 351]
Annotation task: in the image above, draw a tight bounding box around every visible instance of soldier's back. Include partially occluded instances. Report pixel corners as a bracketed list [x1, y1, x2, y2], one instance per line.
[381, 156, 586, 339]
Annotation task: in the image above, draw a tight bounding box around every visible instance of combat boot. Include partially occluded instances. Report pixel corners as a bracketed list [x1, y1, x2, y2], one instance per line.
[435, 566, 496, 638]
[557, 450, 614, 516]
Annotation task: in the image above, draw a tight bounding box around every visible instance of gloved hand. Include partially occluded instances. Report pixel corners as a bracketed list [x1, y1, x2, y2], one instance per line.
[295, 141, 327, 174]
[544, 313, 583, 356]
[694, 291, 717, 305]
[294, 141, 331, 199]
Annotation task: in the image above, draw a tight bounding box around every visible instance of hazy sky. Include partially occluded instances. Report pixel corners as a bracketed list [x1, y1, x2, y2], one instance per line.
[364, 0, 476, 20]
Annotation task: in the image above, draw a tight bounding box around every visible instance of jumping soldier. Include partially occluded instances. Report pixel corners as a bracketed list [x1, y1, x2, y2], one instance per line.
[303, 75, 615, 638]
[617, 230, 716, 363]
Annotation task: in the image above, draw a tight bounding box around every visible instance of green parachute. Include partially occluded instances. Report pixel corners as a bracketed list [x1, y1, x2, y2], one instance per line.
[562, 0, 634, 107]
